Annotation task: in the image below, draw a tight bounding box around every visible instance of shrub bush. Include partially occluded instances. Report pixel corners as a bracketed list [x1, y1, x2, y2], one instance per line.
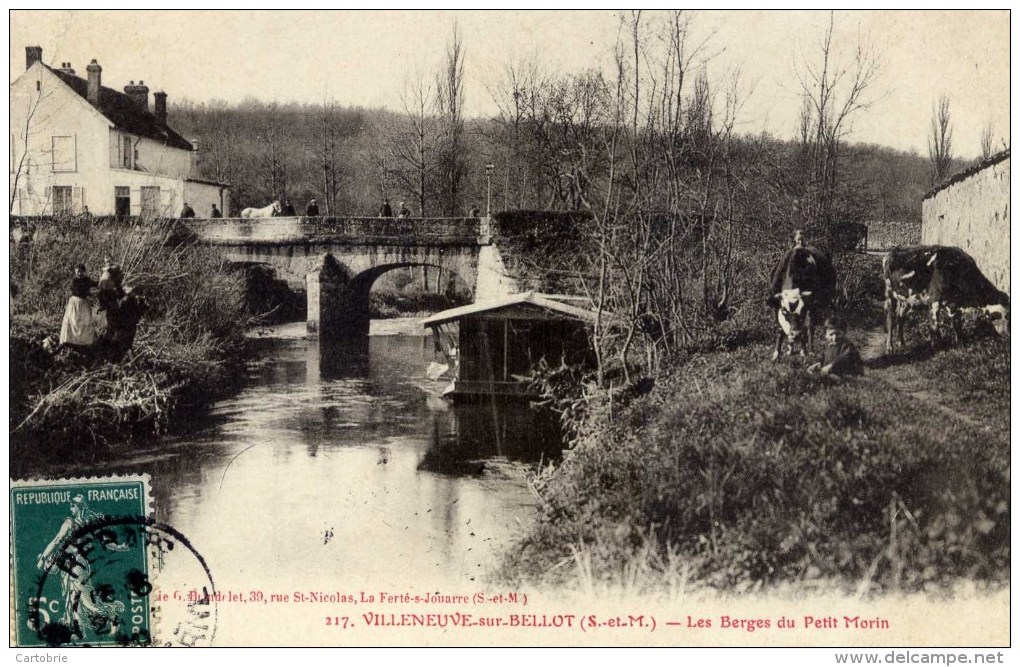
[10, 218, 249, 470]
[368, 286, 466, 319]
[236, 263, 305, 323]
[832, 252, 885, 328]
[492, 210, 593, 292]
[504, 344, 1009, 594]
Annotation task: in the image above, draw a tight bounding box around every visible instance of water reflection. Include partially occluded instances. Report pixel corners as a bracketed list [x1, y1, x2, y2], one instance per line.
[56, 327, 563, 644]
[422, 400, 563, 475]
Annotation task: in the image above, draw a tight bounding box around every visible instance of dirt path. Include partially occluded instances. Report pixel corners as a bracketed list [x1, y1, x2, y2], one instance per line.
[857, 329, 981, 429]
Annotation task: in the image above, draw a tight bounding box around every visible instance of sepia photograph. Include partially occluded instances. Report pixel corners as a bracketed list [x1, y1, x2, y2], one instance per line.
[7, 8, 1011, 654]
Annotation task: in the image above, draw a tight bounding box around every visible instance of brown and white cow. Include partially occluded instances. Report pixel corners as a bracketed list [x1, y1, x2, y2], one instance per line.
[883, 245, 1009, 353]
[767, 245, 838, 360]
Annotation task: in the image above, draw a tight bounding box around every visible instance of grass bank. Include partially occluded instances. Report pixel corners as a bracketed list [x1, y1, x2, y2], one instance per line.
[502, 336, 1009, 596]
[10, 218, 249, 474]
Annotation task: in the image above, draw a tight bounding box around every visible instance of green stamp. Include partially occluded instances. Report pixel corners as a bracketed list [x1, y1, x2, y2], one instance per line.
[11, 476, 152, 647]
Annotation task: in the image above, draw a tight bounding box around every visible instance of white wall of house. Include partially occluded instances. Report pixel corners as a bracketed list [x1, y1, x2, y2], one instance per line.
[184, 181, 230, 217]
[11, 64, 109, 215]
[9, 62, 209, 217]
[131, 135, 192, 178]
[107, 171, 187, 218]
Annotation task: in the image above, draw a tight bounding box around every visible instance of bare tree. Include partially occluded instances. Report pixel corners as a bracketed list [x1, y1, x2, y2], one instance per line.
[928, 94, 953, 185]
[9, 86, 54, 213]
[979, 117, 995, 160]
[252, 104, 288, 203]
[435, 22, 467, 216]
[795, 11, 882, 228]
[319, 99, 345, 216]
[389, 68, 439, 216]
[488, 56, 545, 209]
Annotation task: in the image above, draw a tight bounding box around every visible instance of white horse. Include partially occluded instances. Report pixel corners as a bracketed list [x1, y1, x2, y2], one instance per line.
[240, 200, 281, 218]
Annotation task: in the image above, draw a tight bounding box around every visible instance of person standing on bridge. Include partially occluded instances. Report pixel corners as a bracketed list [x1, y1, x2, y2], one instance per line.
[397, 202, 411, 219]
[211, 204, 222, 218]
[379, 198, 393, 218]
[306, 199, 320, 217]
[281, 199, 296, 216]
[180, 202, 195, 219]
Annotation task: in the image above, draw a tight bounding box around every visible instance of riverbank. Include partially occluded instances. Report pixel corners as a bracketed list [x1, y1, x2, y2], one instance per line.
[10, 219, 250, 474]
[11, 249, 431, 476]
[500, 335, 1010, 596]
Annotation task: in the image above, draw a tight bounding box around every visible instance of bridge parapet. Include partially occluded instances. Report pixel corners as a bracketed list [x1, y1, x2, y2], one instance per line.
[186, 216, 486, 246]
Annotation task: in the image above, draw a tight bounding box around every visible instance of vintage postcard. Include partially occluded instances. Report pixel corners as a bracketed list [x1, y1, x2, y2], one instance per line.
[8, 9, 1010, 653]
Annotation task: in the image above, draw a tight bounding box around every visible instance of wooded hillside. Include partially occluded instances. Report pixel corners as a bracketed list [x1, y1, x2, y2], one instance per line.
[170, 102, 931, 223]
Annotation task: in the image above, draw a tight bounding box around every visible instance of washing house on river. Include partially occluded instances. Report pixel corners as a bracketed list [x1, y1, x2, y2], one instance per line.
[422, 292, 597, 399]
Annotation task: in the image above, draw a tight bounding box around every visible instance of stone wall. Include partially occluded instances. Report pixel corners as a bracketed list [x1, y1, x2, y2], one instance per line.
[474, 245, 521, 301]
[922, 153, 1010, 293]
[219, 243, 482, 294]
[864, 220, 921, 251]
[188, 216, 482, 245]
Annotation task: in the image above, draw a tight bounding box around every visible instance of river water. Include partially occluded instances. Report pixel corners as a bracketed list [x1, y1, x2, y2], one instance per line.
[52, 322, 564, 643]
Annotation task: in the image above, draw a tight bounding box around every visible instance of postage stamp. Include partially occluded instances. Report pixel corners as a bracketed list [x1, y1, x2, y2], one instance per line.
[10, 476, 152, 647]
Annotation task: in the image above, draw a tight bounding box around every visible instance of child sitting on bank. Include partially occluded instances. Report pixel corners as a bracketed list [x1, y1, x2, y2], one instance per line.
[808, 316, 863, 378]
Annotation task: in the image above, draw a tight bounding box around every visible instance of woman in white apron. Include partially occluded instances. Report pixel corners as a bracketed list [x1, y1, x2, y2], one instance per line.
[59, 263, 97, 347]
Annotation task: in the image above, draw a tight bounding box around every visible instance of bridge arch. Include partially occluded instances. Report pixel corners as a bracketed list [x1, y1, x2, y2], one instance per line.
[172, 216, 521, 337]
[307, 255, 473, 338]
[349, 261, 471, 299]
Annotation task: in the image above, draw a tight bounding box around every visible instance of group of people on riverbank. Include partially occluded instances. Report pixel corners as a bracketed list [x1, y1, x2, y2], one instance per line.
[59, 262, 145, 361]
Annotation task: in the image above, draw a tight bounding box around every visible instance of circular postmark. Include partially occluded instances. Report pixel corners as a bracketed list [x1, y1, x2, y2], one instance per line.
[34, 516, 218, 647]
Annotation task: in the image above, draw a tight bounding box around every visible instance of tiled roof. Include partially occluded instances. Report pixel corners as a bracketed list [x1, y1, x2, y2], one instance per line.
[48, 66, 194, 152]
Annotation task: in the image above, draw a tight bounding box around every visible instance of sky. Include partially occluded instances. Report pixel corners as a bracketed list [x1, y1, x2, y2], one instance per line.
[9, 9, 1011, 158]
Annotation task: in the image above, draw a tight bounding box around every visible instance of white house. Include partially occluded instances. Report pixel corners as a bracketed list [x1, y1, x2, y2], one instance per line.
[10, 46, 230, 218]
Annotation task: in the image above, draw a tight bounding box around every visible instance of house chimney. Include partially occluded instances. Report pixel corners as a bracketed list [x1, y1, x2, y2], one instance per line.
[86, 59, 102, 105]
[190, 138, 200, 174]
[26, 46, 43, 70]
[154, 91, 167, 123]
[56, 62, 76, 76]
[124, 80, 149, 110]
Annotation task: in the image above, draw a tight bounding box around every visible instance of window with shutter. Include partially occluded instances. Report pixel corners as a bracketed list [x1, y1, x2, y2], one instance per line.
[53, 186, 72, 216]
[110, 130, 120, 168]
[141, 186, 160, 219]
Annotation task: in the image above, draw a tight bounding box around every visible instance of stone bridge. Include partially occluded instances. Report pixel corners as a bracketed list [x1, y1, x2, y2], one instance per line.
[185, 216, 518, 338]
